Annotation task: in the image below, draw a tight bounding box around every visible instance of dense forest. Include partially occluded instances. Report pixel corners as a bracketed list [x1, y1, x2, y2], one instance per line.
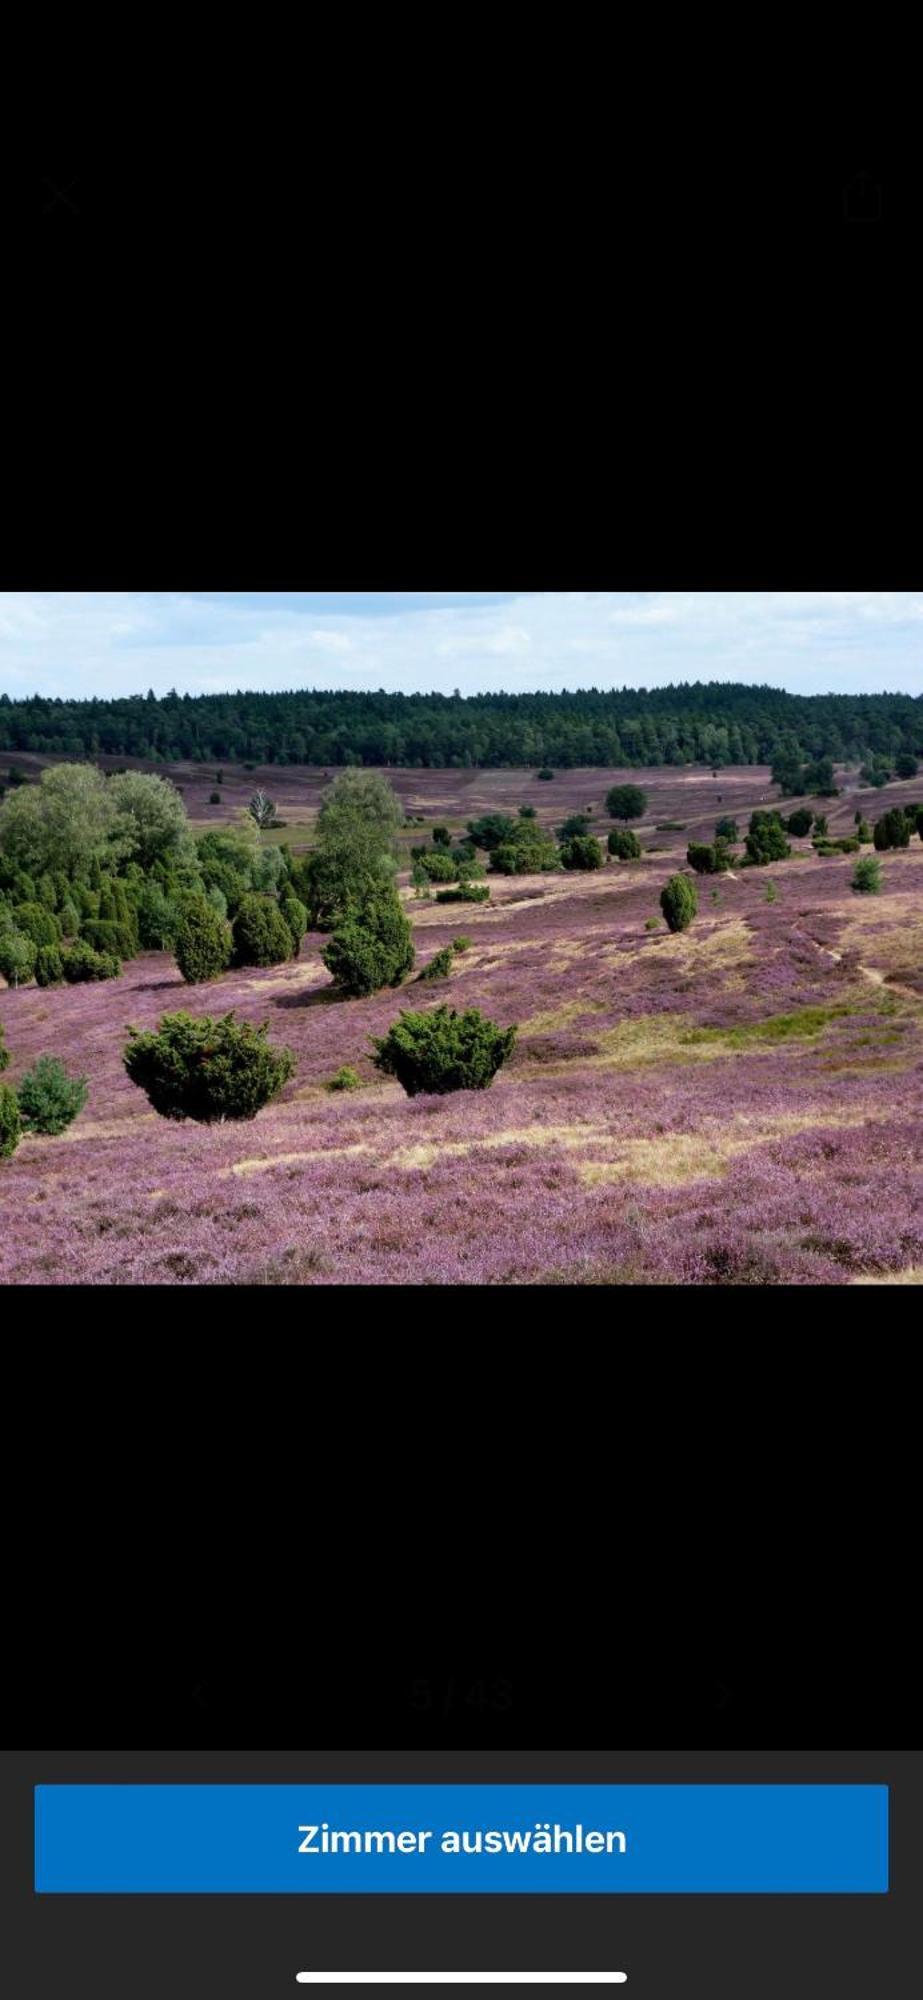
[1, 683, 922, 770]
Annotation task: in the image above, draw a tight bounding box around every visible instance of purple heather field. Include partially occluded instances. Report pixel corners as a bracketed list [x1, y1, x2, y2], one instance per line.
[2, 760, 923, 1285]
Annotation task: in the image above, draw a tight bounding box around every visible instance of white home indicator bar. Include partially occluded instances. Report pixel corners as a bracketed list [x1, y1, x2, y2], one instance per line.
[295, 1978, 627, 1987]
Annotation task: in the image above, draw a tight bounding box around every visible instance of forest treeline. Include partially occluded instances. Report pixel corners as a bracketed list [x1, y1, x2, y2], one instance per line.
[1, 682, 922, 770]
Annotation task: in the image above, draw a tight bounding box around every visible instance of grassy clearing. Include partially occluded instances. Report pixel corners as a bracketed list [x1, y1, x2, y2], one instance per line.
[679, 1003, 855, 1049]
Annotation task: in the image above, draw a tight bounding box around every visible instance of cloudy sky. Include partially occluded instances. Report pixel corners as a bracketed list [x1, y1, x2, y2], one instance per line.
[1, 592, 922, 700]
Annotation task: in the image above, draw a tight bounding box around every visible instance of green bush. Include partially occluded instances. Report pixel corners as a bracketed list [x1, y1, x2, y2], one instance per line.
[136, 881, 182, 950]
[435, 885, 490, 904]
[419, 945, 455, 981]
[432, 825, 451, 847]
[715, 817, 739, 841]
[0, 930, 37, 986]
[466, 814, 517, 851]
[175, 896, 233, 984]
[60, 940, 121, 982]
[16, 1056, 88, 1135]
[417, 850, 458, 883]
[861, 764, 889, 788]
[608, 828, 642, 860]
[232, 894, 294, 968]
[80, 920, 132, 960]
[764, 881, 778, 903]
[451, 935, 473, 952]
[13, 901, 60, 950]
[536, 768, 555, 781]
[644, 916, 659, 931]
[323, 883, 415, 997]
[557, 815, 591, 841]
[209, 790, 221, 804]
[687, 843, 717, 874]
[856, 820, 873, 844]
[745, 811, 791, 865]
[656, 821, 687, 832]
[813, 815, 829, 837]
[785, 808, 814, 837]
[519, 804, 537, 818]
[895, 753, 918, 779]
[873, 808, 911, 852]
[34, 946, 65, 987]
[371, 1005, 516, 1096]
[0, 1082, 22, 1159]
[559, 834, 603, 870]
[327, 1065, 362, 1092]
[606, 785, 647, 821]
[124, 1011, 295, 1122]
[660, 874, 698, 933]
[279, 893, 308, 954]
[852, 855, 882, 894]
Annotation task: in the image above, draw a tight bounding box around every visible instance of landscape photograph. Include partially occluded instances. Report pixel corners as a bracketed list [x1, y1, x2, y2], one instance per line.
[1, 589, 922, 1287]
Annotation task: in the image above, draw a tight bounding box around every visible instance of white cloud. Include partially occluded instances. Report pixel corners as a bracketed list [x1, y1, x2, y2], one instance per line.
[1, 591, 923, 699]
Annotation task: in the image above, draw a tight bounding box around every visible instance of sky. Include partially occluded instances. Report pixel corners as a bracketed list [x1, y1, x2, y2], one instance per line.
[1, 592, 922, 701]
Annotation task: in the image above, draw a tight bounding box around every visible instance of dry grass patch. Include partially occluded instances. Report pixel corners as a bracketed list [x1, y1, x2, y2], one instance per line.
[577, 1104, 894, 1189]
[228, 1142, 373, 1177]
[391, 1122, 607, 1172]
[853, 1267, 923, 1285]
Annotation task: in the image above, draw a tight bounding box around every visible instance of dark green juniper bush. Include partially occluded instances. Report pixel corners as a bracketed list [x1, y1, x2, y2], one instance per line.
[124, 1012, 295, 1122]
[660, 874, 698, 933]
[16, 1057, 88, 1135]
[371, 1005, 516, 1096]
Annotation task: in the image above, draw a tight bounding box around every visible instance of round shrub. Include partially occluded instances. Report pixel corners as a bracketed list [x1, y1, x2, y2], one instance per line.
[785, 808, 814, 837]
[873, 808, 911, 851]
[536, 768, 555, 781]
[608, 828, 642, 860]
[0, 1082, 21, 1159]
[16, 1056, 88, 1135]
[175, 896, 233, 984]
[557, 815, 592, 841]
[327, 1065, 362, 1092]
[371, 1005, 516, 1096]
[232, 894, 293, 969]
[60, 940, 121, 983]
[660, 874, 698, 933]
[435, 884, 490, 904]
[853, 855, 882, 894]
[895, 752, 918, 779]
[715, 816, 739, 841]
[687, 842, 720, 874]
[419, 945, 455, 981]
[34, 946, 65, 987]
[606, 785, 647, 821]
[279, 893, 308, 955]
[451, 935, 473, 952]
[856, 820, 873, 844]
[124, 1011, 295, 1123]
[559, 835, 603, 870]
[417, 850, 458, 883]
[432, 825, 451, 847]
[13, 901, 60, 950]
[209, 790, 222, 804]
[0, 930, 37, 987]
[519, 804, 537, 818]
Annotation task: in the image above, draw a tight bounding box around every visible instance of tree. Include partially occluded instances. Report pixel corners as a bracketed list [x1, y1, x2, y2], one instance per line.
[371, 1005, 516, 1095]
[0, 930, 37, 987]
[306, 769, 403, 928]
[852, 855, 882, 894]
[785, 807, 814, 837]
[432, 824, 451, 847]
[248, 789, 276, 831]
[279, 894, 308, 955]
[0, 1082, 21, 1159]
[606, 785, 647, 821]
[107, 770, 195, 870]
[466, 813, 517, 851]
[861, 764, 889, 788]
[34, 946, 65, 987]
[557, 814, 592, 840]
[660, 874, 697, 932]
[559, 834, 603, 870]
[16, 1057, 88, 1135]
[803, 757, 837, 796]
[124, 1012, 295, 1121]
[745, 812, 790, 865]
[873, 808, 911, 851]
[686, 842, 732, 874]
[175, 896, 233, 983]
[0, 762, 130, 879]
[232, 894, 294, 968]
[59, 941, 121, 982]
[137, 880, 183, 950]
[608, 828, 642, 860]
[895, 752, 918, 779]
[715, 817, 739, 841]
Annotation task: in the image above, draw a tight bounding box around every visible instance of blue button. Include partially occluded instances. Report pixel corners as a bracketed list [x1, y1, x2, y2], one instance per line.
[34, 1784, 889, 1894]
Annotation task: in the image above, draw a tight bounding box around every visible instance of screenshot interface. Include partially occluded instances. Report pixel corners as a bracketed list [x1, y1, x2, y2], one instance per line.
[3, 1671, 916, 1998]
